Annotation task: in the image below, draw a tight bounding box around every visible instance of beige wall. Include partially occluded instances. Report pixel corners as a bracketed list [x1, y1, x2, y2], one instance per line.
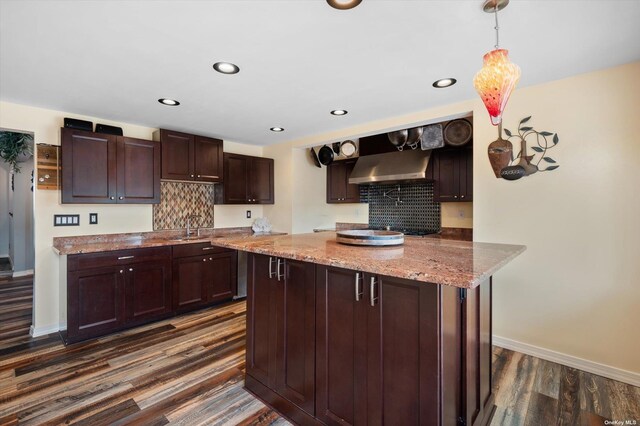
[0, 101, 263, 333]
[441, 202, 473, 229]
[265, 62, 640, 375]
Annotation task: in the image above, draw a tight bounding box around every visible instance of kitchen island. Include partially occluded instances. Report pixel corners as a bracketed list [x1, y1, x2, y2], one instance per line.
[214, 232, 525, 426]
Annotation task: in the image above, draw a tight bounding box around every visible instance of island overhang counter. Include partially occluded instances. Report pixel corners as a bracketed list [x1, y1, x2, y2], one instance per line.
[214, 232, 525, 426]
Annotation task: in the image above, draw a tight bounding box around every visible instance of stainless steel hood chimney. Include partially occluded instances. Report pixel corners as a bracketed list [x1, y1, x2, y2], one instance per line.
[348, 149, 431, 185]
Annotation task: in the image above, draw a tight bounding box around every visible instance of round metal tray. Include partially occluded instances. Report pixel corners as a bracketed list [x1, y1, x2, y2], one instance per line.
[336, 230, 405, 246]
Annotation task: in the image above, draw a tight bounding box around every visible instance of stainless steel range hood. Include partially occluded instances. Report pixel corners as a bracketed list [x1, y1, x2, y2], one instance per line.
[348, 149, 431, 185]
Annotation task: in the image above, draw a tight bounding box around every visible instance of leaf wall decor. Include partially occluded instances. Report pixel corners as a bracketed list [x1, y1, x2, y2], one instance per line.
[489, 115, 560, 181]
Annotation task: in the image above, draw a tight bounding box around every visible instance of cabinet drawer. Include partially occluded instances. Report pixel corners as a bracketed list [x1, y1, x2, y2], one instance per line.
[172, 242, 232, 259]
[68, 246, 171, 271]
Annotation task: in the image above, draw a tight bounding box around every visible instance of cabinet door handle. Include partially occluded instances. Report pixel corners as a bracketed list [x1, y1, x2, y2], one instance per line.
[118, 256, 135, 260]
[129, 268, 133, 272]
[461, 195, 465, 199]
[119, 269, 124, 274]
[203, 258, 207, 262]
[355, 272, 363, 301]
[202, 247, 215, 251]
[269, 256, 276, 278]
[454, 195, 458, 199]
[277, 258, 285, 281]
[190, 174, 194, 178]
[110, 196, 115, 200]
[119, 196, 124, 200]
[370, 277, 378, 307]
[209, 257, 213, 261]
[197, 175, 201, 178]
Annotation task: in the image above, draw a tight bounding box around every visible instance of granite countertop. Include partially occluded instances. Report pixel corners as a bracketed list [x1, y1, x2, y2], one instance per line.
[52, 227, 285, 255]
[212, 232, 525, 289]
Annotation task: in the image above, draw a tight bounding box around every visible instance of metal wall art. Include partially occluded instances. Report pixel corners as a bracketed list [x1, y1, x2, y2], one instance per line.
[488, 116, 560, 180]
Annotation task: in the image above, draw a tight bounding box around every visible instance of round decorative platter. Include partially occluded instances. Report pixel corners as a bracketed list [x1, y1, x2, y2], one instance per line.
[336, 230, 405, 246]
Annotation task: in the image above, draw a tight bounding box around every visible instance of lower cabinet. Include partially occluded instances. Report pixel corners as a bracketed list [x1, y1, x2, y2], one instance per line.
[246, 253, 316, 421]
[247, 261, 490, 426]
[172, 243, 238, 312]
[67, 247, 172, 343]
[66, 243, 237, 344]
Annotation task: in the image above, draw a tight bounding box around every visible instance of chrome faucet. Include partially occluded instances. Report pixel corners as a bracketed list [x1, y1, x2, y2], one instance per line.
[186, 215, 202, 238]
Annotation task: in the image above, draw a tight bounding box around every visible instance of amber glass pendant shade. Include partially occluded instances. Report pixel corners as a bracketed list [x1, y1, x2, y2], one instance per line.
[473, 49, 521, 126]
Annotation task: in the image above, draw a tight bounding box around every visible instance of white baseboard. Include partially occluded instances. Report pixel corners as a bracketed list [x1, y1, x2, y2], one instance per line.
[493, 335, 640, 387]
[29, 322, 66, 338]
[13, 269, 34, 278]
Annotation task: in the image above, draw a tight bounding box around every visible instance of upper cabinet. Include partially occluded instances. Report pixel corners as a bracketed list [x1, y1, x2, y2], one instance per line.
[218, 153, 274, 204]
[155, 129, 223, 183]
[61, 128, 160, 204]
[432, 147, 473, 202]
[326, 159, 360, 204]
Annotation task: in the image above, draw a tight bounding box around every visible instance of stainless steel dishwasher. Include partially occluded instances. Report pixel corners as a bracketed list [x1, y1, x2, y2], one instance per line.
[235, 251, 247, 299]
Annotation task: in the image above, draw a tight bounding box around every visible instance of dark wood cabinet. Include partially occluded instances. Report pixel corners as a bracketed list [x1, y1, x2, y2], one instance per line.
[433, 147, 473, 202]
[66, 243, 236, 344]
[61, 128, 117, 203]
[66, 247, 171, 343]
[172, 243, 237, 313]
[61, 128, 160, 204]
[246, 254, 316, 420]
[125, 259, 172, 324]
[315, 266, 367, 425]
[219, 153, 274, 204]
[156, 129, 223, 183]
[246, 260, 494, 425]
[326, 159, 360, 203]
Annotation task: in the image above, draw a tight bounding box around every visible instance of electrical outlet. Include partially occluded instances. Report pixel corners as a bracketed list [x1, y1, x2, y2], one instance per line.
[246, 210, 252, 219]
[458, 209, 466, 218]
[89, 213, 98, 224]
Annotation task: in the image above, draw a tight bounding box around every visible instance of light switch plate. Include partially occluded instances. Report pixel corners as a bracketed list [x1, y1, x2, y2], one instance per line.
[246, 210, 252, 219]
[89, 213, 98, 224]
[54, 214, 80, 226]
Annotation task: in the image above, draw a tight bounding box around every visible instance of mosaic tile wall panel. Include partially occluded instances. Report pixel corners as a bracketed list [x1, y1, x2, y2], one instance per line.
[362, 182, 441, 233]
[153, 181, 215, 230]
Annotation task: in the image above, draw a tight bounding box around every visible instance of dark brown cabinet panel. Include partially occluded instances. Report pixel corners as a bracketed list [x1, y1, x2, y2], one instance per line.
[220, 153, 274, 204]
[315, 266, 367, 425]
[61, 128, 160, 204]
[125, 259, 171, 324]
[194, 135, 223, 182]
[250, 157, 275, 204]
[246, 254, 316, 419]
[206, 251, 237, 303]
[117, 137, 161, 203]
[172, 255, 209, 312]
[67, 266, 125, 341]
[364, 274, 441, 425]
[61, 129, 117, 203]
[223, 154, 250, 204]
[172, 245, 237, 312]
[275, 259, 316, 415]
[433, 147, 473, 202]
[157, 129, 223, 182]
[326, 160, 360, 203]
[158, 129, 194, 181]
[66, 246, 172, 343]
[246, 253, 276, 386]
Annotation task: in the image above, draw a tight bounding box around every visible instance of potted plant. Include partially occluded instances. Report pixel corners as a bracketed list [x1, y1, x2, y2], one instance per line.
[0, 131, 34, 173]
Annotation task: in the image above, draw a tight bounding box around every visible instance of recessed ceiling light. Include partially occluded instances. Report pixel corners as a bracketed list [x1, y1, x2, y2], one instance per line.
[327, 0, 362, 10]
[158, 98, 180, 106]
[213, 62, 240, 74]
[330, 109, 348, 116]
[432, 78, 457, 88]
[270, 127, 285, 132]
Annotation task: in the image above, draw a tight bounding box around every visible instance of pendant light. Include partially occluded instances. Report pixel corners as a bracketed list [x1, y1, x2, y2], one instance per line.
[473, 0, 521, 126]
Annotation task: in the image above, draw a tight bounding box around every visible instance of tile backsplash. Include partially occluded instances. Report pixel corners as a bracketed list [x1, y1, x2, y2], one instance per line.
[153, 182, 215, 230]
[361, 182, 440, 233]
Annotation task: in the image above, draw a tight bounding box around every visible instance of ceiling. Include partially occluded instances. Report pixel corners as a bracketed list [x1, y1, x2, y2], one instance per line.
[1, 0, 639, 146]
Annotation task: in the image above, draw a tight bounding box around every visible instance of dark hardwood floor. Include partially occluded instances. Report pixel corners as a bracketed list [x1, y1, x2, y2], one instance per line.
[0, 275, 638, 425]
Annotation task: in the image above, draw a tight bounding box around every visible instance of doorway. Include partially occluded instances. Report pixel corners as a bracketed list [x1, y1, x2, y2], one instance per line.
[0, 129, 35, 279]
